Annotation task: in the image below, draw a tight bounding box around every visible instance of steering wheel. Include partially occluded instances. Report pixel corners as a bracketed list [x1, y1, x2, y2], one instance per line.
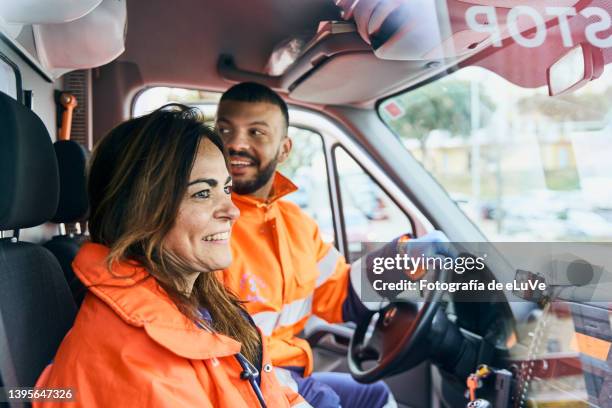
[348, 267, 450, 383]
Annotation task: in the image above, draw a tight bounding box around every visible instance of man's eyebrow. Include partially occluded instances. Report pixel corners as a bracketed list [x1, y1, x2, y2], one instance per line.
[188, 178, 217, 187]
[249, 121, 270, 128]
[216, 117, 270, 128]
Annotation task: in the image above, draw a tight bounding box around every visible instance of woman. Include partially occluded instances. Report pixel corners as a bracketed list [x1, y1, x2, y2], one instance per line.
[34, 105, 308, 407]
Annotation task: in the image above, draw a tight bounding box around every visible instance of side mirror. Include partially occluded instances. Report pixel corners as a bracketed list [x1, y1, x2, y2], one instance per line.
[547, 43, 604, 96]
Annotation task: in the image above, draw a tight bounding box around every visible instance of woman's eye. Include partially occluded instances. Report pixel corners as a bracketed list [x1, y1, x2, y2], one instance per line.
[224, 185, 232, 194]
[218, 127, 230, 135]
[193, 190, 210, 199]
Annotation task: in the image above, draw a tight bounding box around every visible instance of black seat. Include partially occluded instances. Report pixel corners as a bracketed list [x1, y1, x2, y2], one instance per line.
[0, 92, 77, 401]
[44, 140, 89, 305]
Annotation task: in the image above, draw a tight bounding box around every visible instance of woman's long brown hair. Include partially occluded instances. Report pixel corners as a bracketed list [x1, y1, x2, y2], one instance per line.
[87, 104, 260, 364]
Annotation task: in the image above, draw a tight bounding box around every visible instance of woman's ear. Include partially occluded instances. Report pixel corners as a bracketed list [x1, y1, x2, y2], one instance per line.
[278, 136, 292, 164]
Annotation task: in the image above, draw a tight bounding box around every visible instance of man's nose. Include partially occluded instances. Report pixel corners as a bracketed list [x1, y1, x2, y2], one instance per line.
[224, 129, 250, 152]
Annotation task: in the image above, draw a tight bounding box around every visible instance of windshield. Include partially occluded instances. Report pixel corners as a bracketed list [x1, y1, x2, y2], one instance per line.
[379, 65, 612, 242]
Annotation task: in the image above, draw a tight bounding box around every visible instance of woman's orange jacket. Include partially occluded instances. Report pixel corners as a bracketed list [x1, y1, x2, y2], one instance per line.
[34, 243, 308, 407]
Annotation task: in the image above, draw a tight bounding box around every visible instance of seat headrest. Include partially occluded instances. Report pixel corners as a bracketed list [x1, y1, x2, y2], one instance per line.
[0, 92, 59, 230]
[52, 140, 89, 224]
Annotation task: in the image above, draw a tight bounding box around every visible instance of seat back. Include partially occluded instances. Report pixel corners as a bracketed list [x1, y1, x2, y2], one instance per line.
[44, 139, 90, 305]
[0, 92, 77, 400]
[44, 235, 88, 305]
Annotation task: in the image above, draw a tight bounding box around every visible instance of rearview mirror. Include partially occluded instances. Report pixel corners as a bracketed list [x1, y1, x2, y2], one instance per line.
[547, 43, 604, 96]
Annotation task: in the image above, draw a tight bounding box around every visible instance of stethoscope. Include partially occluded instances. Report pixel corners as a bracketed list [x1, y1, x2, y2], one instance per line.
[197, 309, 267, 408]
[236, 352, 267, 408]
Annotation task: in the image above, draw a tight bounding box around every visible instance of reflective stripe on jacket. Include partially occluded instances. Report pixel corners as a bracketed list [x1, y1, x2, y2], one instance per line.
[34, 242, 309, 408]
[223, 172, 352, 376]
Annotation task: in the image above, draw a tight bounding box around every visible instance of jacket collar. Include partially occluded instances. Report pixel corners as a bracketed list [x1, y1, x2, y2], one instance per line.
[231, 171, 297, 208]
[73, 242, 242, 360]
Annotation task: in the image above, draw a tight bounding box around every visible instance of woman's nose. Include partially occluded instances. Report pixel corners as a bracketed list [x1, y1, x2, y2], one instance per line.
[219, 195, 240, 222]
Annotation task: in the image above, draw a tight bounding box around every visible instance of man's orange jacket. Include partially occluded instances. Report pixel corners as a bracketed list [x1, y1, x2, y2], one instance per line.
[223, 173, 366, 376]
[35, 242, 308, 407]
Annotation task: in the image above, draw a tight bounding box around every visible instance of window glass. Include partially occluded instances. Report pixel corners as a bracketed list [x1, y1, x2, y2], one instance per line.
[379, 66, 612, 242]
[334, 146, 413, 261]
[133, 87, 221, 122]
[0, 55, 18, 100]
[279, 127, 334, 243]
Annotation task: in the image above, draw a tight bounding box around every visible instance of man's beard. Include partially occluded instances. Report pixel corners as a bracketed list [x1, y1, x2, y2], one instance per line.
[232, 154, 279, 195]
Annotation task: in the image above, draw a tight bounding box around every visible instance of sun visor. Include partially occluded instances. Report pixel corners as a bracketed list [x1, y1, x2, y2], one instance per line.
[33, 0, 126, 73]
[335, 0, 485, 60]
[0, 0, 101, 24]
[348, 0, 451, 60]
[289, 52, 427, 104]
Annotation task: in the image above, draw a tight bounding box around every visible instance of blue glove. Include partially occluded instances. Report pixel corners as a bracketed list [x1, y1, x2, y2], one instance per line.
[399, 230, 458, 260]
[363, 230, 458, 281]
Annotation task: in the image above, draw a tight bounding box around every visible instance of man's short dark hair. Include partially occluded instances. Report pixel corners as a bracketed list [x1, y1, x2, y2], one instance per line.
[219, 82, 289, 129]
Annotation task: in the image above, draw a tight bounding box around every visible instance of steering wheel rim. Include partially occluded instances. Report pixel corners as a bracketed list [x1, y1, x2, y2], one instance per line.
[348, 267, 450, 383]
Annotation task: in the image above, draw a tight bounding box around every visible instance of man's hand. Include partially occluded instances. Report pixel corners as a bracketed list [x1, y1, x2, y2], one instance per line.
[397, 230, 457, 280]
[399, 230, 457, 257]
[354, 230, 456, 309]
[364, 230, 456, 282]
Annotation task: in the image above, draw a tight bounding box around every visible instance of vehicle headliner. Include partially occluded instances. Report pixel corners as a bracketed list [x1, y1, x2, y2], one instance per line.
[118, 0, 612, 108]
[119, 0, 338, 103]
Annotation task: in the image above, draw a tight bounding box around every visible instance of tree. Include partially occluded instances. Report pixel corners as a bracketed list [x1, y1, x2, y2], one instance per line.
[383, 80, 495, 163]
[516, 88, 612, 123]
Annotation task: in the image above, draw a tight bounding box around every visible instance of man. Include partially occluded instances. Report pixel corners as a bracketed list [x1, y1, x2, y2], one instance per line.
[216, 82, 448, 408]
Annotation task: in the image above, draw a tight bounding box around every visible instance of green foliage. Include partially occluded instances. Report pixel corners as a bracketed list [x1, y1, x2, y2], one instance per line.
[383, 80, 495, 142]
[278, 127, 323, 179]
[543, 169, 581, 191]
[517, 87, 612, 122]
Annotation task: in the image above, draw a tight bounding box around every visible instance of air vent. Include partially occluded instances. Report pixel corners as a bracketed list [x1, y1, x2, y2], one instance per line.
[62, 69, 92, 149]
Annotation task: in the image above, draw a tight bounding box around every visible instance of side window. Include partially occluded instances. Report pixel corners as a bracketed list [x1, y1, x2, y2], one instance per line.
[334, 146, 413, 262]
[278, 127, 334, 243]
[0, 53, 21, 102]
